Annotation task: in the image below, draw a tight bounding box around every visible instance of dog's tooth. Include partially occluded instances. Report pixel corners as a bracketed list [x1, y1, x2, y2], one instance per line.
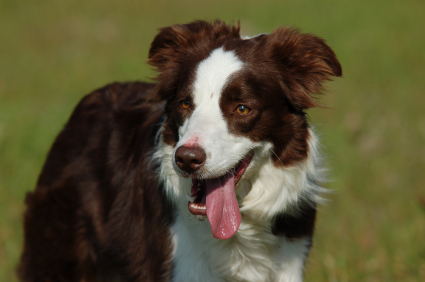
[186, 194, 196, 202]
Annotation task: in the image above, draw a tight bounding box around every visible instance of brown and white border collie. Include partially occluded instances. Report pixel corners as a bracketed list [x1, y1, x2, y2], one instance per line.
[18, 20, 341, 282]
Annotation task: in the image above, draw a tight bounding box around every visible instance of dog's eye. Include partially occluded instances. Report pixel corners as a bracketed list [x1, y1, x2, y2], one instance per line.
[236, 105, 251, 115]
[181, 99, 191, 109]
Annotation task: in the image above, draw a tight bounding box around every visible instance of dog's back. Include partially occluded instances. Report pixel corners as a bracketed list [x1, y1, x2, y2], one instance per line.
[18, 82, 175, 282]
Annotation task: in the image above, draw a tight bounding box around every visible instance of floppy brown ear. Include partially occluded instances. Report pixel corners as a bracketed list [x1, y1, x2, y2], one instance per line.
[149, 21, 209, 69]
[148, 23, 202, 101]
[265, 28, 342, 110]
[149, 20, 240, 66]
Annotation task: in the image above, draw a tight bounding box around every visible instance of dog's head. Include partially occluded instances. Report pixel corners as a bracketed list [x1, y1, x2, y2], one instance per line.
[149, 20, 341, 239]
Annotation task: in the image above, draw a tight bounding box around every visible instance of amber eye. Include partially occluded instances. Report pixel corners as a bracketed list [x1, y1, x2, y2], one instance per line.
[181, 99, 191, 109]
[236, 105, 251, 115]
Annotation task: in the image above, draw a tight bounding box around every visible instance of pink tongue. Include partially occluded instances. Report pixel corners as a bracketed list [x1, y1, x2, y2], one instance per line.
[205, 173, 241, 239]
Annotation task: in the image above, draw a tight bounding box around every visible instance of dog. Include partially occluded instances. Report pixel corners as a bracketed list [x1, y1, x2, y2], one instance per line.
[18, 20, 341, 282]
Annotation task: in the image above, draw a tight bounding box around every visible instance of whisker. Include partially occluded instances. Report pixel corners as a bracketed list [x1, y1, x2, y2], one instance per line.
[270, 148, 285, 166]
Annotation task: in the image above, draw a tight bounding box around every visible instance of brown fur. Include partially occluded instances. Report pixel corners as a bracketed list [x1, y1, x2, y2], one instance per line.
[19, 82, 174, 282]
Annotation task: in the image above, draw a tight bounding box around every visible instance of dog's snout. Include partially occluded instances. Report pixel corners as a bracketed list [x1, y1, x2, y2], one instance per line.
[175, 146, 206, 173]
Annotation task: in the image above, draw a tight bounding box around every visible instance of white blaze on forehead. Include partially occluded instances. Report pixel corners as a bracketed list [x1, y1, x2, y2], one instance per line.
[192, 47, 243, 105]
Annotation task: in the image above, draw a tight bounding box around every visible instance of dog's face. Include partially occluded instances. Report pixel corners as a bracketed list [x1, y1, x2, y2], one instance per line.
[149, 21, 341, 239]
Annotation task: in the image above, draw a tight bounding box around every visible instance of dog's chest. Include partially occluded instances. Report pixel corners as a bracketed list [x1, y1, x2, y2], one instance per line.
[170, 212, 280, 282]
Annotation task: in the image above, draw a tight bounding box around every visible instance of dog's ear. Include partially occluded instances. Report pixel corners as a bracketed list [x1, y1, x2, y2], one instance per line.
[264, 28, 342, 110]
[148, 20, 240, 101]
[149, 20, 240, 67]
[149, 21, 209, 69]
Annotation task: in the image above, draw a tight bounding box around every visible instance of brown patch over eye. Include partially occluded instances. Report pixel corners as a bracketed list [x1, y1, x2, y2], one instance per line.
[235, 105, 251, 115]
[181, 99, 191, 109]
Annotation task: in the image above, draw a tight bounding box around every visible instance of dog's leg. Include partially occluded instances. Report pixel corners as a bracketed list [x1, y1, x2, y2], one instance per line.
[274, 237, 312, 282]
[18, 189, 97, 282]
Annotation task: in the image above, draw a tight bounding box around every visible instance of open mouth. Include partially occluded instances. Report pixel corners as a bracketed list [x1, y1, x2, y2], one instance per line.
[186, 153, 253, 239]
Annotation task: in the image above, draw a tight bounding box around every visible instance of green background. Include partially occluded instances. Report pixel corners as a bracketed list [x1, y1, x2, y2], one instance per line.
[1, 0, 424, 281]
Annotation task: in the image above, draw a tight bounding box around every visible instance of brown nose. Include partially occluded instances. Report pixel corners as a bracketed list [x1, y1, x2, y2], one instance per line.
[175, 146, 206, 173]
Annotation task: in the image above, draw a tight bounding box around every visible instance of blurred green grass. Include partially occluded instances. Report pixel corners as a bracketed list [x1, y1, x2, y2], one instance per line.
[1, 0, 425, 281]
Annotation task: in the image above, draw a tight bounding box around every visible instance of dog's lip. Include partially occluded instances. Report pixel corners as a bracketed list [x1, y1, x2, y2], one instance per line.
[188, 151, 253, 187]
[234, 153, 253, 188]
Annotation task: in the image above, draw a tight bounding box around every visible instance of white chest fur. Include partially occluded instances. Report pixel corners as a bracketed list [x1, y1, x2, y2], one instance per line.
[170, 210, 311, 282]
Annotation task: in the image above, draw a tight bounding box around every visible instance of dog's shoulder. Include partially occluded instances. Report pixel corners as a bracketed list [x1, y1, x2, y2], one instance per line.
[35, 82, 160, 188]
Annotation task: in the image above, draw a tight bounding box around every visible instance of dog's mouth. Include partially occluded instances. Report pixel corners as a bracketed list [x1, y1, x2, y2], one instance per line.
[186, 153, 253, 239]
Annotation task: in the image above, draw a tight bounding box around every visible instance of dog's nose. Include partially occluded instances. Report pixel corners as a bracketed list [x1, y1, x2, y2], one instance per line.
[175, 146, 206, 173]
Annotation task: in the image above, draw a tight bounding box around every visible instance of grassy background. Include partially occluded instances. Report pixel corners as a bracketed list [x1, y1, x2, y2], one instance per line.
[1, 0, 425, 280]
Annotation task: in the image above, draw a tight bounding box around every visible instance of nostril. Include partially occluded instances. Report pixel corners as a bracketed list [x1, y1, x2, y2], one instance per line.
[191, 159, 203, 165]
